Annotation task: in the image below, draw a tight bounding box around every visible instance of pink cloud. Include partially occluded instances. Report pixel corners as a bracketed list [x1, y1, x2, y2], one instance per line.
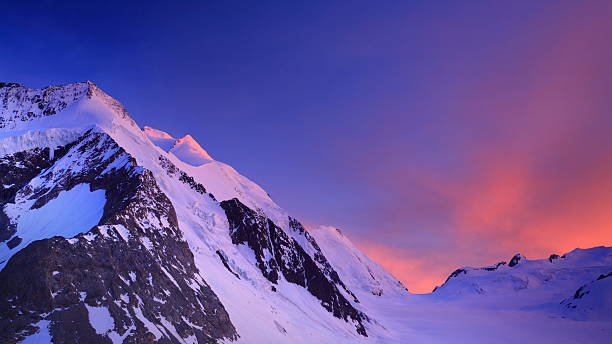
[340, 2, 612, 293]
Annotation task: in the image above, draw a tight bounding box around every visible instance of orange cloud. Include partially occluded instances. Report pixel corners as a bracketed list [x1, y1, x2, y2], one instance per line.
[354, 240, 451, 294]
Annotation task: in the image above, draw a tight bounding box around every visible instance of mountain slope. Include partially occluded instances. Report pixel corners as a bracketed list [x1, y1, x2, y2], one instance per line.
[309, 226, 407, 298]
[561, 271, 612, 321]
[0, 82, 378, 343]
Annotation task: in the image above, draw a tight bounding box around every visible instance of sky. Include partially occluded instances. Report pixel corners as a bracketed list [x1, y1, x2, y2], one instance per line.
[2, 1, 612, 293]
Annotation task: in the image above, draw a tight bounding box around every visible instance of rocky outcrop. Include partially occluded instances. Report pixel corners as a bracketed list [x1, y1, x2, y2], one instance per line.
[0, 148, 52, 243]
[508, 254, 523, 267]
[158, 155, 212, 198]
[288, 218, 360, 302]
[220, 198, 368, 336]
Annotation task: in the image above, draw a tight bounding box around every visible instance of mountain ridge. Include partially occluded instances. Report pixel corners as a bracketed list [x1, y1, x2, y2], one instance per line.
[0, 81, 396, 343]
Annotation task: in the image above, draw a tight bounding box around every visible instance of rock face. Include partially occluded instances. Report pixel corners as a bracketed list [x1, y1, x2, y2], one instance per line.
[287, 219, 362, 302]
[508, 254, 523, 267]
[0, 146, 56, 243]
[220, 199, 367, 336]
[0, 131, 237, 343]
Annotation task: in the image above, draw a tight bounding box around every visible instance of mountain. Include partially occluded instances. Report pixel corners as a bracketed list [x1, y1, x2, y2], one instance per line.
[433, 247, 612, 299]
[1, 81, 611, 344]
[143, 127, 213, 166]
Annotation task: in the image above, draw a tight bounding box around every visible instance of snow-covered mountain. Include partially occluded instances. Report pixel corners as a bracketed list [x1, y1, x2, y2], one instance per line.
[432, 247, 612, 317]
[143, 127, 213, 165]
[0, 81, 610, 344]
[433, 247, 612, 299]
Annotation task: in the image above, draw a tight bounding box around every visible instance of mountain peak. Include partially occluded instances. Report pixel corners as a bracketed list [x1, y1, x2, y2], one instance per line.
[143, 126, 214, 165]
[178, 134, 195, 141]
[170, 134, 214, 165]
[0, 81, 135, 132]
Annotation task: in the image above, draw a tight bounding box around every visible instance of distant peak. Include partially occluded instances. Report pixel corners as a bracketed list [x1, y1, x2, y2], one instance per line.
[176, 134, 196, 143]
[143, 126, 214, 166]
[171, 134, 214, 165]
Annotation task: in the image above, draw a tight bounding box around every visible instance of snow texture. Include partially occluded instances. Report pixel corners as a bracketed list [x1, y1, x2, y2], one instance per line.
[85, 304, 115, 335]
[1, 183, 105, 267]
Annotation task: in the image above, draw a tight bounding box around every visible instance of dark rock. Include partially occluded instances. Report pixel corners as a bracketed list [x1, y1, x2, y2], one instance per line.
[434, 268, 469, 291]
[482, 261, 506, 271]
[449, 268, 467, 279]
[288, 218, 361, 302]
[0, 82, 21, 89]
[221, 198, 368, 336]
[596, 272, 612, 280]
[216, 250, 240, 279]
[572, 286, 590, 300]
[158, 155, 208, 195]
[508, 254, 523, 267]
[5, 236, 21, 249]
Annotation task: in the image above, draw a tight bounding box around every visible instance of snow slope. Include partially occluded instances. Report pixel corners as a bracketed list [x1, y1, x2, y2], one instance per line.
[0, 183, 105, 267]
[561, 271, 612, 321]
[144, 125, 287, 226]
[309, 225, 407, 298]
[142, 126, 176, 151]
